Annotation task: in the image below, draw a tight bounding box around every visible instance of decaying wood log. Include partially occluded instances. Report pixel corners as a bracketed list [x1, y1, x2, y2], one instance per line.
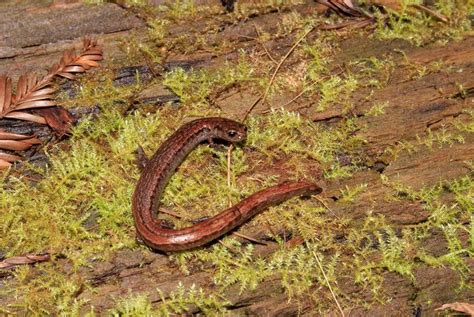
[0, 1, 472, 315]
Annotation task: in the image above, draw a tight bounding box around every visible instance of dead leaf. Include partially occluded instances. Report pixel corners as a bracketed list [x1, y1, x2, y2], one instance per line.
[0, 130, 41, 142]
[0, 151, 22, 168]
[36, 107, 76, 136]
[316, 0, 370, 18]
[4, 111, 47, 124]
[410, 4, 449, 23]
[0, 152, 22, 162]
[0, 130, 41, 168]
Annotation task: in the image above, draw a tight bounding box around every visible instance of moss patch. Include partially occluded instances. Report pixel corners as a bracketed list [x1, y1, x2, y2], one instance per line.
[1, 0, 473, 314]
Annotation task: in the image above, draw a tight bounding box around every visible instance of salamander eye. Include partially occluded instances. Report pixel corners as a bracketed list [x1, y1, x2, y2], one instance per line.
[227, 130, 238, 138]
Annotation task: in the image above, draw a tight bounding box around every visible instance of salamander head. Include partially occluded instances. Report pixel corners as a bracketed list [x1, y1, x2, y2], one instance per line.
[209, 118, 247, 143]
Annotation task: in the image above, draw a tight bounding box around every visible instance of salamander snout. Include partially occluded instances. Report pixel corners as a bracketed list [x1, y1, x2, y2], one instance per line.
[213, 118, 247, 143]
[225, 126, 246, 142]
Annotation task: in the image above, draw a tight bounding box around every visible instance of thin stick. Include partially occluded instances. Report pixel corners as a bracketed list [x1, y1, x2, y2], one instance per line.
[279, 88, 308, 108]
[241, 95, 262, 122]
[311, 249, 345, 317]
[242, 27, 314, 122]
[218, 240, 240, 254]
[253, 23, 277, 64]
[262, 26, 314, 104]
[0, 253, 50, 269]
[272, 68, 345, 111]
[233, 232, 268, 245]
[410, 4, 449, 23]
[227, 144, 233, 208]
[313, 196, 341, 221]
[159, 207, 184, 219]
[261, 42, 277, 64]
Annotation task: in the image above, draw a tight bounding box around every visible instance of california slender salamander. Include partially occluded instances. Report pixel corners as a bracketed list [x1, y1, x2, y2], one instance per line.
[132, 117, 322, 252]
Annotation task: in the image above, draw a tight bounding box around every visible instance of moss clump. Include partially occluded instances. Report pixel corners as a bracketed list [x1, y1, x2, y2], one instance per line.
[163, 56, 258, 106]
[372, 0, 474, 46]
[109, 283, 230, 316]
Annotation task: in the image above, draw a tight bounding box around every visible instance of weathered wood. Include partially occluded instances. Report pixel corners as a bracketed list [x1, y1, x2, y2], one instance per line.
[384, 135, 474, 189]
[0, 0, 473, 315]
[0, 2, 143, 79]
[0, 3, 141, 50]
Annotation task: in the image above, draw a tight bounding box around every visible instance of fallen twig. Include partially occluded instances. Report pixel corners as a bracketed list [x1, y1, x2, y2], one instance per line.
[0, 253, 50, 269]
[410, 4, 449, 23]
[253, 23, 277, 64]
[227, 144, 233, 208]
[233, 232, 268, 245]
[311, 248, 345, 317]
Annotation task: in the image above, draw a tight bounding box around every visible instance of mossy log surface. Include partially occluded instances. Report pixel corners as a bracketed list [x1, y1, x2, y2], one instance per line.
[0, 0, 472, 316]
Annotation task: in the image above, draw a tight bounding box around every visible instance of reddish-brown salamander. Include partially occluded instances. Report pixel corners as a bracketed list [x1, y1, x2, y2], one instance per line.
[132, 117, 322, 252]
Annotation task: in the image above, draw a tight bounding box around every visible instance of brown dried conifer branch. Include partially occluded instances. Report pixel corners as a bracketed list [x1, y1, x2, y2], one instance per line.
[316, 0, 375, 30]
[0, 38, 102, 125]
[0, 38, 103, 169]
[316, 0, 371, 18]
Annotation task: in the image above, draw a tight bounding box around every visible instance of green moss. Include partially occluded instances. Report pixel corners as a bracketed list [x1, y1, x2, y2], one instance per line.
[1, 107, 165, 264]
[1, 90, 364, 313]
[384, 118, 470, 160]
[2, 0, 473, 314]
[109, 293, 153, 316]
[2, 264, 89, 315]
[455, 109, 474, 133]
[276, 11, 317, 38]
[171, 235, 346, 311]
[232, 0, 305, 20]
[366, 101, 388, 116]
[109, 284, 229, 316]
[342, 169, 472, 302]
[163, 56, 258, 106]
[1, 97, 179, 313]
[381, 175, 472, 280]
[349, 57, 395, 88]
[299, 38, 363, 113]
[301, 39, 332, 83]
[58, 70, 140, 110]
[156, 0, 200, 20]
[373, 0, 474, 46]
[317, 74, 358, 111]
[247, 110, 366, 179]
[339, 184, 368, 203]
